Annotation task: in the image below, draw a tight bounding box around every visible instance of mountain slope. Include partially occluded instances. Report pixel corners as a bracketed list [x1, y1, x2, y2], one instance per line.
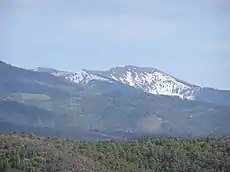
[90, 66, 200, 100]
[33, 67, 114, 84]
[0, 100, 119, 140]
[34, 66, 199, 100]
[195, 87, 230, 106]
[34, 65, 230, 106]
[0, 61, 90, 98]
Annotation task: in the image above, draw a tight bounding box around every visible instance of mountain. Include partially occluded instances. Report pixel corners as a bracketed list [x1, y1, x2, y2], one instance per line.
[90, 66, 200, 100]
[34, 65, 199, 100]
[34, 65, 230, 106]
[33, 67, 114, 85]
[1, 61, 230, 139]
[195, 87, 230, 106]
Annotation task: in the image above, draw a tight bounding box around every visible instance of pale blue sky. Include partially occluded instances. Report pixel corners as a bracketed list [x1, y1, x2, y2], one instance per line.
[0, 0, 230, 89]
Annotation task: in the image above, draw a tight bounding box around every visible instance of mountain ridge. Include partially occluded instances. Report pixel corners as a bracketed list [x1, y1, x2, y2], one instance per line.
[33, 65, 230, 106]
[33, 65, 200, 100]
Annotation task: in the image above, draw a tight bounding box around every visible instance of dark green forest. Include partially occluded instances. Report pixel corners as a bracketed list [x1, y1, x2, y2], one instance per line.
[0, 132, 230, 172]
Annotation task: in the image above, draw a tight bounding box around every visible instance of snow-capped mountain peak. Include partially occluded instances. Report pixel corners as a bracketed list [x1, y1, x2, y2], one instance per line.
[91, 66, 200, 100]
[56, 70, 113, 84]
[33, 67, 113, 84]
[33, 66, 200, 100]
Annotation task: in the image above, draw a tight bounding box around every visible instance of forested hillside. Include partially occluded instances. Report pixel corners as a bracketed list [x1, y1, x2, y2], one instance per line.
[0, 132, 230, 172]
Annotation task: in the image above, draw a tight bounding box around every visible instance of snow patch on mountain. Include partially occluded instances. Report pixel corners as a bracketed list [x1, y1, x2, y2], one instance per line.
[105, 69, 199, 100]
[54, 70, 114, 84]
[33, 66, 200, 100]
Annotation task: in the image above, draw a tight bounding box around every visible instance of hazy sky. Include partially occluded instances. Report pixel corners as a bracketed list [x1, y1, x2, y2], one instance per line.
[1, 0, 230, 89]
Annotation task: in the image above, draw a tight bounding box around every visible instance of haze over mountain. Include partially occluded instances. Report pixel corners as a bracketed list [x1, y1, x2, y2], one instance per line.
[1, 61, 230, 140]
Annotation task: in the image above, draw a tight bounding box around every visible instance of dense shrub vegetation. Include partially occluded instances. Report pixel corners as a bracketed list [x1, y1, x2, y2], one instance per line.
[0, 132, 230, 172]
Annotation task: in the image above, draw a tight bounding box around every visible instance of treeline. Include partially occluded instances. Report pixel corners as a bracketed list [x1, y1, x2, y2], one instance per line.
[0, 132, 230, 172]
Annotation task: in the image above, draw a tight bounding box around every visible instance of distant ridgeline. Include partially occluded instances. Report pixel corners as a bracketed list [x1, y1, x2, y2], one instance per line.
[0, 132, 230, 172]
